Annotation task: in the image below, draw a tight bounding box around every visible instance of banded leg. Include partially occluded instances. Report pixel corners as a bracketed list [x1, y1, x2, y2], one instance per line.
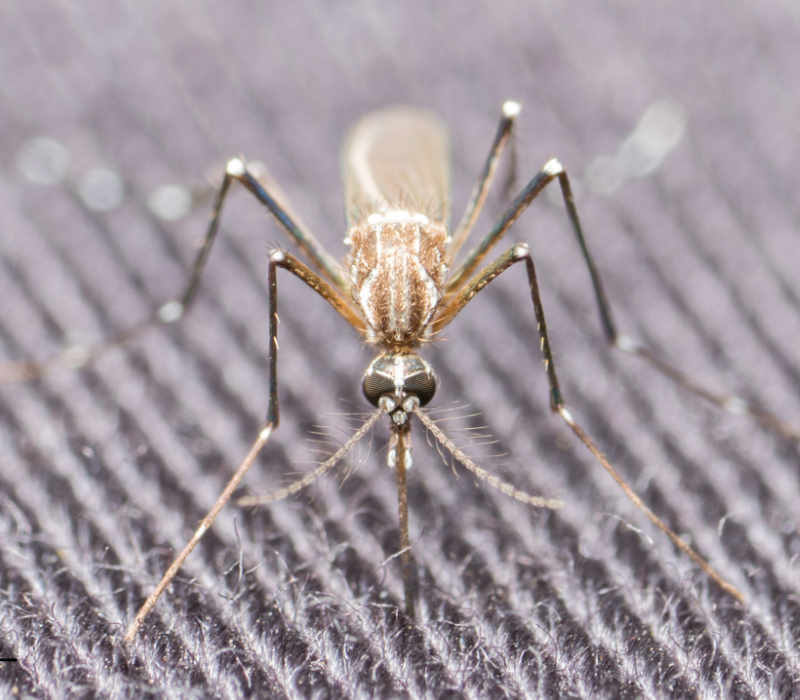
[448, 100, 521, 260]
[263, 249, 364, 424]
[436, 242, 744, 603]
[445, 158, 799, 441]
[0, 157, 347, 383]
[125, 249, 365, 642]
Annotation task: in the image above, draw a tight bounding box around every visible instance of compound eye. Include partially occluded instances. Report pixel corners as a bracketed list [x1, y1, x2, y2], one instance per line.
[362, 372, 395, 406]
[403, 371, 436, 406]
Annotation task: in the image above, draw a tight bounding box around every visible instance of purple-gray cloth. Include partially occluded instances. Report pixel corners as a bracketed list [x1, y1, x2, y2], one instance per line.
[1, 2, 798, 697]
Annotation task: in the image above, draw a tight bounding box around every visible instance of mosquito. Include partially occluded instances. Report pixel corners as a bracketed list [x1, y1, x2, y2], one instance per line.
[6, 100, 796, 644]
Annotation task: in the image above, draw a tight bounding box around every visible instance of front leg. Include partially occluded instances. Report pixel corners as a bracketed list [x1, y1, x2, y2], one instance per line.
[125, 248, 365, 642]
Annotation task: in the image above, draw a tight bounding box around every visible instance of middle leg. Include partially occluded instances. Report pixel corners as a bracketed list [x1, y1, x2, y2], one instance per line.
[435, 242, 745, 603]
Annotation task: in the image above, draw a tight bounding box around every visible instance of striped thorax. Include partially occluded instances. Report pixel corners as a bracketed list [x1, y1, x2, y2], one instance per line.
[347, 209, 448, 348]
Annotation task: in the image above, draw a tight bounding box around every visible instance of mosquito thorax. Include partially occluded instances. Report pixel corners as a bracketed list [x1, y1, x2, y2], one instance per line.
[362, 353, 437, 422]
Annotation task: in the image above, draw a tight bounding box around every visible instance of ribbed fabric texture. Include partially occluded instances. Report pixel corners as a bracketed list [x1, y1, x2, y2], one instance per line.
[1, 2, 799, 697]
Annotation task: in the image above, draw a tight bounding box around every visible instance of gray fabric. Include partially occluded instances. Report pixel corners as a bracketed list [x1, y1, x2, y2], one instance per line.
[1, 2, 799, 697]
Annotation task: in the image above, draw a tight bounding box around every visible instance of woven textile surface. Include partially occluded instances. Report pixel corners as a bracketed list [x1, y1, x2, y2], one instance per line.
[1, 2, 799, 698]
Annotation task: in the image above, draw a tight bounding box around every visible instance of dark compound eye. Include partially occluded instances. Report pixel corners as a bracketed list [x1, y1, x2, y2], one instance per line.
[403, 371, 436, 406]
[362, 372, 395, 406]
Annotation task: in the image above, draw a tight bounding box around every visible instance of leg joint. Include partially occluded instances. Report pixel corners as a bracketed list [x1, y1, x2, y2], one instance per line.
[226, 157, 246, 176]
[511, 243, 530, 260]
[542, 158, 564, 176]
[269, 248, 287, 263]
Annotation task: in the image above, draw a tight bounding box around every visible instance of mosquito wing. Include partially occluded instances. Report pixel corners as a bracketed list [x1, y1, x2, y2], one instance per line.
[343, 107, 450, 228]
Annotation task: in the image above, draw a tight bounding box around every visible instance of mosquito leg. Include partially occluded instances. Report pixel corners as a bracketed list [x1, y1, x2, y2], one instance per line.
[448, 100, 521, 260]
[268, 250, 365, 375]
[446, 159, 566, 294]
[436, 243, 745, 603]
[226, 159, 348, 291]
[123, 423, 274, 643]
[124, 248, 363, 642]
[446, 158, 798, 440]
[125, 405, 385, 644]
[264, 248, 364, 425]
[0, 157, 348, 383]
[613, 339, 800, 440]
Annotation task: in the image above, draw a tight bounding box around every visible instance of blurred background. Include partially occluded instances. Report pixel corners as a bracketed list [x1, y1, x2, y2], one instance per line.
[1, 2, 799, 697]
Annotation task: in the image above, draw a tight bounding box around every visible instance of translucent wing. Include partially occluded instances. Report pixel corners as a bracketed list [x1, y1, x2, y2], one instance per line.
[343, 107, 450, 228]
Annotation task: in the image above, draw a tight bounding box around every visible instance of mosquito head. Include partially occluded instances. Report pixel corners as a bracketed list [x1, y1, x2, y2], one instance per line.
[362, 353, 437, 425]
